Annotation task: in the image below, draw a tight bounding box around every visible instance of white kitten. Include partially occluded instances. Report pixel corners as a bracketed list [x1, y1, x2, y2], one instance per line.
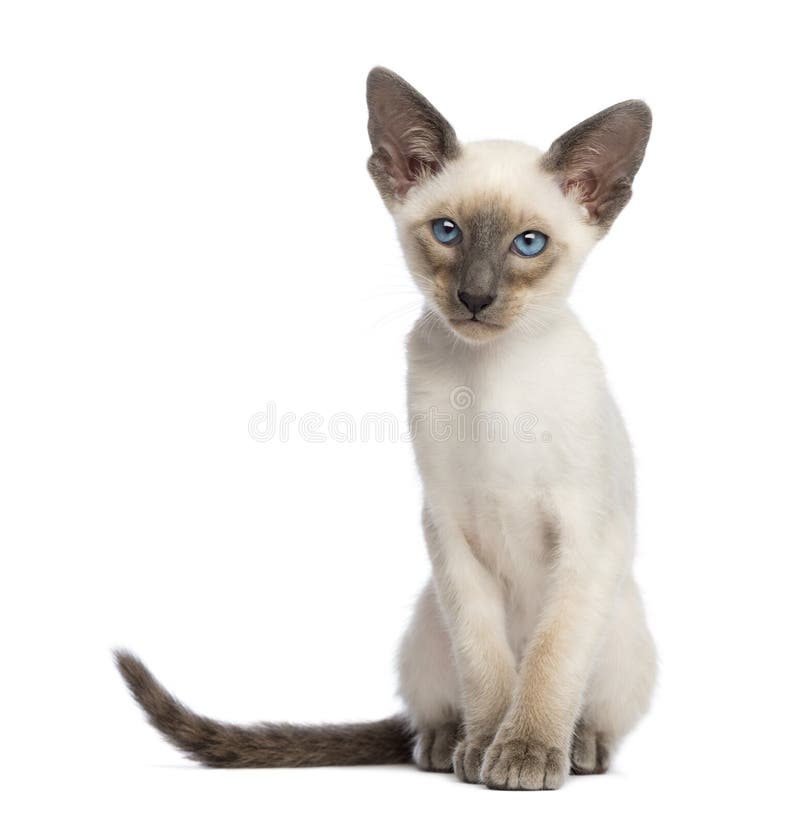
[116, 67, 656, 791]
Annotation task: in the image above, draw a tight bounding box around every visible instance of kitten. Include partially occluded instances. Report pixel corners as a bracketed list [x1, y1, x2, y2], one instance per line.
[116, 67, 656, 791]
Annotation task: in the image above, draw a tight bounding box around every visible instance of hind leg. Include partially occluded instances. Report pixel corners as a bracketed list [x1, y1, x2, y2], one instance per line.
[398, 580, 461, 772]
[572, 576, 656, 775]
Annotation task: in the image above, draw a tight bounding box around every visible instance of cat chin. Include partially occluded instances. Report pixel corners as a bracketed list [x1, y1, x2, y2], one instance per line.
[448, 318, 507, 343]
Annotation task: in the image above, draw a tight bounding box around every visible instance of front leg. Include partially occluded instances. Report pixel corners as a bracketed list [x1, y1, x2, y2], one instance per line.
[422, 509, 517, 783]
[482, 498, 631, 791]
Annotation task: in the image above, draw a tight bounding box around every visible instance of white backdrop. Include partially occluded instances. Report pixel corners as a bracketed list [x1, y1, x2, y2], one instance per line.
[2, 1, 798, 823]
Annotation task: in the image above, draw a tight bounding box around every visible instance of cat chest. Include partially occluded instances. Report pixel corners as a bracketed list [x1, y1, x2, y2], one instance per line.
[410, 369, 568, 494]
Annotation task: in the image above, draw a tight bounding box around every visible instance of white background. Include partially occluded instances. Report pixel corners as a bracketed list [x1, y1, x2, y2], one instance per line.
[2, 1, 799, 823]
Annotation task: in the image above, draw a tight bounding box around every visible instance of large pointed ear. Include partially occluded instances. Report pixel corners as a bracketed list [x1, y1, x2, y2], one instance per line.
[542, 100, 652, 229]
[366, 67, 460, 206]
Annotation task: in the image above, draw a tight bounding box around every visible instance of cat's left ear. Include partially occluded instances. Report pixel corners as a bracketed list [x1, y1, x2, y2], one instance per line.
[366, 67, 460, 206]
[542, 100, 652, 229]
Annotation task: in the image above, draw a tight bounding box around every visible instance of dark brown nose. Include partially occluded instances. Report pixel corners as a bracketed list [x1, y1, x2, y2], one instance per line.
[458, 291, 495, 316]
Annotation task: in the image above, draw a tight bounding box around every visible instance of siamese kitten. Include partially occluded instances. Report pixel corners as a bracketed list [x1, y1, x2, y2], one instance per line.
[116, 67, 656, 791]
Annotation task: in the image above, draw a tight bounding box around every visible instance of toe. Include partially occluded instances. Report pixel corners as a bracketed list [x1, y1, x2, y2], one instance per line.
[453, 738, 486, 783]
[544, 747, 567, 789]
[415, 723, 458, 773]
[570, 725, 611, 775]
[595, 736, 611, 773]
[517, 745, 546, 789]
[413, 730, 434, 771]
[429, 723, 457, 772]
[570, 728, 596, 774]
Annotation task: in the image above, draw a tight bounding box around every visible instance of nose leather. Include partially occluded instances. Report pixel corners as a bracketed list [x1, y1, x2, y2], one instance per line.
[458, 291, 495, 315]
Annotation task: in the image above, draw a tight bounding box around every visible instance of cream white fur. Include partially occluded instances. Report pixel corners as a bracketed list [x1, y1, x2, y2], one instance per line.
[394, 140, 656, 786]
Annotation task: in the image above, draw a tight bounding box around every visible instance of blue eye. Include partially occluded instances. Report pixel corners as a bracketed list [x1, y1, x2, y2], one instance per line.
[512, 230, 548, 257]
[432, 218, 462, 245]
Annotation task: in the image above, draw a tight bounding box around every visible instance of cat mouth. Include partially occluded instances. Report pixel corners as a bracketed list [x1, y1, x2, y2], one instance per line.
[449, 317, 506, 338]
[450, 317, 504, 329]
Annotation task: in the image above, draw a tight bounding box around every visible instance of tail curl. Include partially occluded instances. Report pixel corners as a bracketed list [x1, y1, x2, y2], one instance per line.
[114, 650, 413, 768]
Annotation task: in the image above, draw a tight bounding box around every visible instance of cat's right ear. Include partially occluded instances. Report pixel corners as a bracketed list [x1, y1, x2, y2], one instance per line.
[366, 67, 460, 206]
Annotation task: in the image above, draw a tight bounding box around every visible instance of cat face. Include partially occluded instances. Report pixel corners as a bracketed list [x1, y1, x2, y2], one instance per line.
[366, 68, 651, 343]
[393, 141, 598, 342]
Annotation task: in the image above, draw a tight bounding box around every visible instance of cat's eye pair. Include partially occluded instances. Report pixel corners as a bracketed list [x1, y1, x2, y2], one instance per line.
[431, 218, 548, 257]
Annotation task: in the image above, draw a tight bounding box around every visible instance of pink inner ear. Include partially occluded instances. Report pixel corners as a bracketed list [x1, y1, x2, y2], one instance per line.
[381, 139, 416, 198]
[380, 138, 442, 199]
[564, 149, 637, 222]
[565, 172, 602, 218]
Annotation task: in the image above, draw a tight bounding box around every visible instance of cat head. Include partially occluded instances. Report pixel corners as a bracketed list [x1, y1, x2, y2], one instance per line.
[366, 67, 651, 343]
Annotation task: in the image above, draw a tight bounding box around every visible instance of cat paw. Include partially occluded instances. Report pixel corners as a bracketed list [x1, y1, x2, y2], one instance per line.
[452, 736, 491, 783]
[481, 737, 568, 790]
[570, 721, 612, 775]
[413, 722, 459, 772]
